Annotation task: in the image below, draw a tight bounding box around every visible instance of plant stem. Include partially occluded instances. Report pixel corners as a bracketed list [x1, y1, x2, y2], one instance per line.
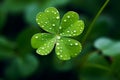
[81, 0, 110, 44]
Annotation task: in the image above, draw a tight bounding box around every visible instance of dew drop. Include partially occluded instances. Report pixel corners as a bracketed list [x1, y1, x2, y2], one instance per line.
[67, 31, 70, 33]
[75, 43, 78, 45]
[75, 54, 77, 56]
[64, 19, 67, 22]
[42, 47, 45, 49]
[57, 36, 61, 39]
[54, 12, 57, 14]
[35, 36, 38, 39]
[59, 26, 62, 29]
[36, 19, 38, 21]
[68, 40, 71, 42]
[57, 52, 60, 55]
[60, 55, 63, 58]
[41, 25, 44, 27]
[52, 24, 55, 26]
[57, 47, 60, 49]
[74, 30, 76, 32]
[70, 43, 73, 46]
[56, 16, 60, 19]
[46, 10, 49, 12]
[45, 22, 48, 24]
[56, 43, 60, 45]
[67, 16, 70, 18]
[49, 27, 52, 29]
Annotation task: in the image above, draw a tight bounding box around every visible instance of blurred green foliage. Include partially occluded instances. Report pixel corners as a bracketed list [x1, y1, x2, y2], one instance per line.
[0, 0, 120, 80]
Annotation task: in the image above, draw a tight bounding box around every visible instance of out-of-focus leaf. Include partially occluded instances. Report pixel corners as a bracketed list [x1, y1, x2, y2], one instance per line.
[111, 55, 120, 79]
[25, 3, 41, 26]
[53, 57, 73, 71]
[103, 42, 120, 56]
[0, 37, 15, 60]
[16, 27, 40, 55]
[94, 37, 114, 50]
[94, 38, 120, 56]
[45, 0, 69, 7]
[5, 54, 38, 79]
[0, 7, 7, 31]
[80, 52, 111, 80]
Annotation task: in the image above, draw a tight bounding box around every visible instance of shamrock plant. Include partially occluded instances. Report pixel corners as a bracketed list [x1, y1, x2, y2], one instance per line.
[31, 7, 84, 60]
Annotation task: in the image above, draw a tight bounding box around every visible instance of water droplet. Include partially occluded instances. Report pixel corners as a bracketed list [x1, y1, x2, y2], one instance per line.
[81, 27, 83, 29]
[60, 55, 63, 58]
[49, 27, 52, 29]
[57, 36, 61, 39]
[67, 31, 70, 33]
[54, 12, 57, 14]
[42, 47, 45, 49]
[57, 47, 60, 49]
[70, 43, 73, 46]
[46, 10, 49, 12]
[36, 19, 38, 21]
[52, 24, 55, 26]
[75, 43, 78, 45]
[74, 30, 76, 32]
[75, 54, 77, 56]
[59, 26, 62, 29]
[56, 16, 60, 19]
[68, 40, 71, 42]
[38, 23, 40, 25]
[67, 16, 70, 18]
[45, 22, 48, 24]
[57, 52, 60, 55]
[35, 36, 38, 38]
[41, 25, 44, 27]
[73, 34, 76, 36]
[56, 43, 60, 45]
[64, 19, 67, 22]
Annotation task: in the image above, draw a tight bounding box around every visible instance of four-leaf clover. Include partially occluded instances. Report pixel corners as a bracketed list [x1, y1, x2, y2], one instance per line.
[31, 7, 84, 60]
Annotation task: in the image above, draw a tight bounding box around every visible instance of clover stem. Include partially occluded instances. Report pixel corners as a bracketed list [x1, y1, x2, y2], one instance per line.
[81, 0, 109, 44]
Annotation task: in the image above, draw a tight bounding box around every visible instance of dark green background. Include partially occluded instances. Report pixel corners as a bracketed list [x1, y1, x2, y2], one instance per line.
[0, 0, 120, 80]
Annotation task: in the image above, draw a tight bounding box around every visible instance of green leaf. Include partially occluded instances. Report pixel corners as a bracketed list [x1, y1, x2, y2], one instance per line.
[103, 42, 120, 56]
[5, 54, 38, 79]
[94, 37, 114, 50]
[0, 37, 15, 60]
[94, 38, 120, 57]
[80, 52, 111, 80]
[55, 37, 82, 60]
[36, 7, 60, 34]
[111, 55, 120, 79]
[0, 7, 7, 31]
[60, 11, 84, 37]
[31, 33, 56, 55]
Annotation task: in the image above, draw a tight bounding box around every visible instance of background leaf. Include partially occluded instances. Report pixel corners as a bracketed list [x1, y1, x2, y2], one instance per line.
[5, 54, 38, 79]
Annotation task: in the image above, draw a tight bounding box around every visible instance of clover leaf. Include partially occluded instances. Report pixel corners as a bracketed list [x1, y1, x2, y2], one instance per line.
[31, 7, 84, 60]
